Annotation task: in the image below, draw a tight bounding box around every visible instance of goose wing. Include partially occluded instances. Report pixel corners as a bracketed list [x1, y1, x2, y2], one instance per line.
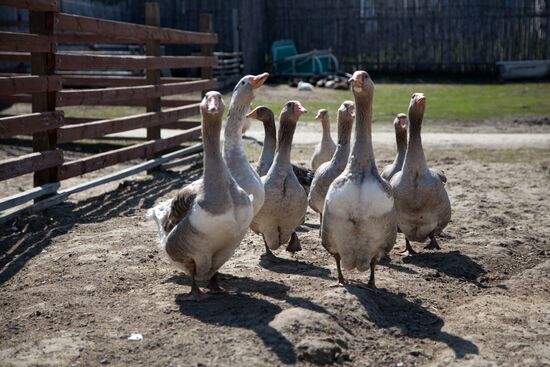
[161, 183, 198, 234]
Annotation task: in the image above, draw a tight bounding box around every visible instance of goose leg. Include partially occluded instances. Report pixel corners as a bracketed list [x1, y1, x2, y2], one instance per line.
[367, 258, 376, 288]
[286, 232, 302, 253]
[424, 233, 441, 250]
[260, 235, 282, 263]
[207, 272, 225, 293]
[181, 269, 208, 301]
[319, 213, 323, 237]
[335, 253, 349, 286]
[398, 238, 417, 256]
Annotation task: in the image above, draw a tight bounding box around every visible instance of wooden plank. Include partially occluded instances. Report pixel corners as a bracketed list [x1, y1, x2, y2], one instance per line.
[0, 144, 203, 224]
[55, 53, 217, 71]
[58, 127, 202, 180]
[57, 103, 200, 143]
[0, 32, 56, 53]
[0, 111, 63, 138]
[61, 75, 198, 87]
[0, 94, 200, 107]
[54, 13, 217, 45]
[162, 120, 200, 130]
[0, 52, 31, 62]
[145, 2, 161, 167]
[30, 9, 58, 189]
[0, 0, 60, 12]
[0, 149, 63, 181]
[56, 79, 215, 107]
[0, 182, 59, 212]
[0, 94, 32, 103]
[0, 75, 62, 95]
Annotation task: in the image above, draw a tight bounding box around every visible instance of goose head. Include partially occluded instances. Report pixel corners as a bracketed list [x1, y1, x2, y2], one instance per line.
[348, 70, 374, 98]
[281, 100, 308, 123]
[408, 93, 426, 122]
[246, 105, 273, 122]
[231, 73, 269, 107]
[339, 100, 355, 120]
[315, 109, 329, 122]
[394, 113, 408, 133]
[201, 91, 225, 119]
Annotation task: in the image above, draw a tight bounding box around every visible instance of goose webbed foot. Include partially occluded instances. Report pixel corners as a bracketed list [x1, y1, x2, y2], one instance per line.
[207, 272, 226, 294]
[285, 232, 302, 253]
[397, 237, 418, 257]
[181, 278, 209, 302]
[397, 238, 418, 256]
[424, 234, 441, 250]
[261, 244, 283, 263]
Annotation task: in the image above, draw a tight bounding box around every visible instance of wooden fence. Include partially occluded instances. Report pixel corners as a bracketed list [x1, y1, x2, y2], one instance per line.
[0, 0, 217, 220]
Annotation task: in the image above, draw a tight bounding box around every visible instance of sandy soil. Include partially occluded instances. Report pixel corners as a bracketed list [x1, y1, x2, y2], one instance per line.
[1, 119, 549, 366]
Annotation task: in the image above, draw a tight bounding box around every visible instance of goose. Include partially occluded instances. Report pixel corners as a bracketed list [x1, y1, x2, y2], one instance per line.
[381, 113, 408, 182]
[148, 92, 253, 301]
[308, 101, 355, 220]
[310, 109, 336, 170]
[390, 93, 451, 256]
[250, 101, 308, 260]
[247, 106, 315, 192]
[321, 71, 397, 287]
[224, 73, 269, 215]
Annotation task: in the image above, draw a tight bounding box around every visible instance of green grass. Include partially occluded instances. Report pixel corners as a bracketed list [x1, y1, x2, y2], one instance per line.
[250, 82, 550, 122]
[3, 83, 548, 123]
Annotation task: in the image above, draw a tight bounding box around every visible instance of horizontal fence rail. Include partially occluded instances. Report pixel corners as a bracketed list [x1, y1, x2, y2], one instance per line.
[56, 79, 215, 106]
[54, 13, 218, 45]
[0, 1, 217, 218]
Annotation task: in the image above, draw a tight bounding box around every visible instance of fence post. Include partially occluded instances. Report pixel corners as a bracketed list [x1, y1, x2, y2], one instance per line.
[29, 9, 59, 195]
[199, 13, 214, 94]
[145, 2, 161, 171]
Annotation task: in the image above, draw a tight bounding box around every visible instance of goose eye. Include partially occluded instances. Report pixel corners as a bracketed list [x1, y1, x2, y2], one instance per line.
[241, 81, 245, 85]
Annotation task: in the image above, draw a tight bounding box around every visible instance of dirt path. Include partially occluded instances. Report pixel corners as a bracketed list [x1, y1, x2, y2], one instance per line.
[1, 124, 549, 366]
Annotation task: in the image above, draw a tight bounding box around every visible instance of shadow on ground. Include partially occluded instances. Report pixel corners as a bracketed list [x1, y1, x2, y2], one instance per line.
[259, 256, 334, 280]
[171, 273, 333, 364]
[0, 167, 201, 285]
[403, 250, 486, 282]
[347, 286, 479, 359]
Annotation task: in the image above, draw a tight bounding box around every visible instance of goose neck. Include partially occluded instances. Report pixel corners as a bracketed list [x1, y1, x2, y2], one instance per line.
[348, 94, 376, 172]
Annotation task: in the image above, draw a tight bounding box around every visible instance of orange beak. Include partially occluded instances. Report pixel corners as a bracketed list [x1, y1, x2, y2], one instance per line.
[295, 102, 307, 115]
[246, 107, 259, 119]
[249, 73, 269, 89]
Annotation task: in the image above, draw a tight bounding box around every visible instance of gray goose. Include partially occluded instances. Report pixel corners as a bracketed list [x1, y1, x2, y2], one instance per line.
[308, 101, 355, 220]
[390, 93, 451, 255]
[310, 109, 336, 170]
[381, 113, 408, 182]
[148, 92, 253, 301]
[321, 71, 397, 287]
[250, 101, 308, 260]
[224, 73, 269, 215]
[247, 106, 315, 192]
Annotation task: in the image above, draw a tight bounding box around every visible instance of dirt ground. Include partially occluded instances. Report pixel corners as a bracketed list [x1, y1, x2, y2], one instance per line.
[1, 118, 549, 366]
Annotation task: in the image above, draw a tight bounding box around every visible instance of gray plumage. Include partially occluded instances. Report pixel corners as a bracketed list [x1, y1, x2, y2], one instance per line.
[381, 113, 408, 182]
[390, 93, 451, 254]
[308, 100, 354, 215]
[251, 101, 308, 253]
[321, 71, 397, 287]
